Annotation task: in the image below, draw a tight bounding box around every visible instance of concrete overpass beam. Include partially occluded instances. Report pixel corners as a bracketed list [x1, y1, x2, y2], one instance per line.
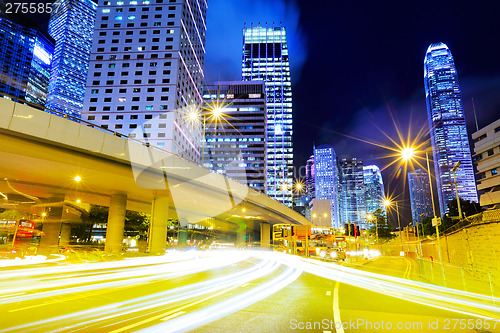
[260, 222, 270, 249]
[105, 193, 127, 254]
[148, 192, 170, 254]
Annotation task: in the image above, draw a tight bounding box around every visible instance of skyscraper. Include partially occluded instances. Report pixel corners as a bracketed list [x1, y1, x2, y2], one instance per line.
[242, 23, 293, 207]
[305, 154, 315, 199]
[82, 0, 207, 163]
[408, 169, 434, 224]
[339, 158, 366, 228]
[424, 42, 478, 215]
[0, 17, 54, 107]
[202, 81, 267, 193]
[363, 165, 385, 216]
[314, 145, 339, 228]
[46, 0, 97, 118]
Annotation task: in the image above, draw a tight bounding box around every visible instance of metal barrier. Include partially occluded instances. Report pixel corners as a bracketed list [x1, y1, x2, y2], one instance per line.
[416, 258, 498, 305]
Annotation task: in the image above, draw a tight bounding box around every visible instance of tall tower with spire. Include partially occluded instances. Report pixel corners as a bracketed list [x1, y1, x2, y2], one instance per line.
[424, 42, 478, 215]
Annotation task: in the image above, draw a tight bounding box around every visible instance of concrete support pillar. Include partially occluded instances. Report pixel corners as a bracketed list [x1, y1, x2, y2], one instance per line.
[148, 192, 170, 254]
[40, 222, 62, 251]
[59, 223, 72, 246]
[39, 195, 64, 253]
[105, 193, 127, 254]
[237, 230, 246, 246]
[260, 222, 270, 249]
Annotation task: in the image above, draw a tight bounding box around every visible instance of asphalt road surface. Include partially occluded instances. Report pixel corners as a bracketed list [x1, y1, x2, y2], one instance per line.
[0, 250, 498, 333]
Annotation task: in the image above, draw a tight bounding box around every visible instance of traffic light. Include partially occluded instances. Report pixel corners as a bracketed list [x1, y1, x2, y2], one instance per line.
[355, 225, 360, 237]
[349, 223, 355, 237]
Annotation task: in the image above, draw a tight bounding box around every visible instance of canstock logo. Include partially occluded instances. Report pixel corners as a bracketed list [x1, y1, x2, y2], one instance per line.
[128, 110, 249, 225]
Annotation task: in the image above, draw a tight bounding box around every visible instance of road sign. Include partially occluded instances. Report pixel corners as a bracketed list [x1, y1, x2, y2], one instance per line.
[432, 217, 441, 227]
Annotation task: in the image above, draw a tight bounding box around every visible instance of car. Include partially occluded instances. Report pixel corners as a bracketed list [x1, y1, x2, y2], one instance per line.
[319, 247, 346, 261]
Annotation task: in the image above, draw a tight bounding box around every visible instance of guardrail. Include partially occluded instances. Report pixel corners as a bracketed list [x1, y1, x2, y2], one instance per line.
[416, 258, 498, 304]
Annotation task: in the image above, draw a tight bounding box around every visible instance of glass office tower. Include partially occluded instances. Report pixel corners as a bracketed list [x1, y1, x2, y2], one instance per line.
[408, 169, 434, 224]
[314, 145, 340, 228]
[242, 23, 293, 207]
[424, 42, 478, 215]
[363, 165, 386, 218]
[0, 17, 54, 107]
[46, 0, 97, 118]
[339, 158, 366, 229]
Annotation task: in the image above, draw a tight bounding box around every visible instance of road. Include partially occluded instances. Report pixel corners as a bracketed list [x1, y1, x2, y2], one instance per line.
[0, 251, 499, 332]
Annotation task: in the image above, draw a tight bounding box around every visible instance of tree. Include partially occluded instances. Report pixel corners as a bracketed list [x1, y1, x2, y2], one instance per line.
[418, 198, 484, 237]
[369, 207, 396, 242]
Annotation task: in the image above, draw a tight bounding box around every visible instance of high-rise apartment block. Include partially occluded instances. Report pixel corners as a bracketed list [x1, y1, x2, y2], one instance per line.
[424, 42, 478, 215]
[363, 165, 385, 216]
[472, 118, 500, 207]
[202, 81, 267, 193]
[314, 145, 340, 228]
[338, 158, 366, 228]
[46, 0, 97, 118]
[242, 23, 293, 207]
[407, 169, 434, 224]
[0, 16, 54, 107]
[82, 0, 207, 163]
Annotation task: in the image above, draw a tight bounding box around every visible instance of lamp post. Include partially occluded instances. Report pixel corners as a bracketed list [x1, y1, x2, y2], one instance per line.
[367, 213, 378, 251]
[426, 152, 442, 262]
[384, 200, 404, 254]
[400, 146, 442, 262]
[451, 161, 463, 220]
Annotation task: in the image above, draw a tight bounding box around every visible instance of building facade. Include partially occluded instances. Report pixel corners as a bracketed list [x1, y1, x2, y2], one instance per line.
[242, 23, 293, 207]
[424, 42, 478, 215]
[314, 145, 339, 228]
[0, 17, 54, 107]
[472, 118, 500, 207]
[305, 154, 315, 200]
[202, 81, 267, 193]
[46, 0, 97, 118]
[407, 169, 434, 224]
[82, 0, 207, 163]
[363, 165, 386, 217]
[338, 158, 366, 229]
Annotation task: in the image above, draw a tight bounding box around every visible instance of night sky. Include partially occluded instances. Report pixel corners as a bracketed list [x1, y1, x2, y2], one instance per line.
[205, 0, 500, 225]
[12, 0, 500, 226]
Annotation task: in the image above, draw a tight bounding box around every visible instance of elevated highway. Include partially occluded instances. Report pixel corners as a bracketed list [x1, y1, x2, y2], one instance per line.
[0, 98, 311, 252]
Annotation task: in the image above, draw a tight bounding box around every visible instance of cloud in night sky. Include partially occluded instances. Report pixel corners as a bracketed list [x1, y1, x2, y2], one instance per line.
[204, 0, 307, 83]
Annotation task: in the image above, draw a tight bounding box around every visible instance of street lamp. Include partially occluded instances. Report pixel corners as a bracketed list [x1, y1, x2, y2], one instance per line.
[398, 146, 442, 262]
[189, 106, 226, 167]
[367, 213, 378, 250]
[451, 161, 463, 220]
[384, 199, 403, 253]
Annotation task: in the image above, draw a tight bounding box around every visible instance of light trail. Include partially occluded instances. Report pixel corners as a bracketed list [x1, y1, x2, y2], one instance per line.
[0, 251, 499, 333]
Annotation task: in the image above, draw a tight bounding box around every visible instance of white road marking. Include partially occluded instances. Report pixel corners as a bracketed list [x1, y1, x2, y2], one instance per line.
[333, 280, 344, 333]
[326, 290, 331, 296]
